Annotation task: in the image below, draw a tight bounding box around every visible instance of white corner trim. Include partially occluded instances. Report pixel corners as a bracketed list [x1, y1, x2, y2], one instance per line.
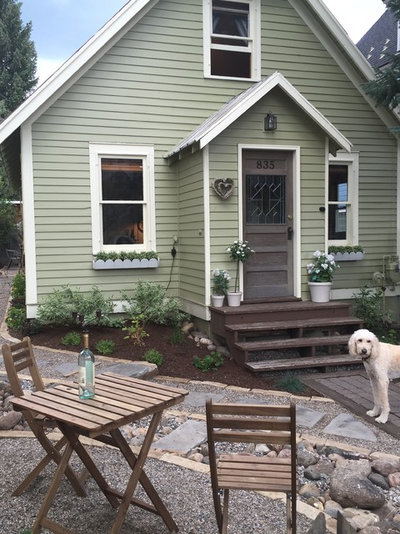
[0, 0, 159, 145]
[397, 140, 400, 256]
[20, 123, 37, 317]
[204, 146, 211, 306]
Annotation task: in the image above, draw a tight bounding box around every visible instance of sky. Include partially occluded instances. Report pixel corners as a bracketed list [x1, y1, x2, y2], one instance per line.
[19, 0, 387, 85]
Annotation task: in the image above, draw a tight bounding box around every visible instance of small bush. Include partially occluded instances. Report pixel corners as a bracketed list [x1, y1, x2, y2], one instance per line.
[275, 373, 306, 394]
[169, 326, 184, 345]
[122, 281, 189, 327]
[122, 316, 149, 346]
[6, 306, 26, 332]
[10, 272, 25, 304]
[61, 331, 81, 347]
[37, 285, 121, 328]
[95, 339, 116, 355]
[193, 351, 224, 372]
[143, 349, 164, 366]
[352, 286, 396, 342]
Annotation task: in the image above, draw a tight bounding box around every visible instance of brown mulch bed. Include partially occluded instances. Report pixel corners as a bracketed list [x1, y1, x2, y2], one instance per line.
[28, 323, 318, 394]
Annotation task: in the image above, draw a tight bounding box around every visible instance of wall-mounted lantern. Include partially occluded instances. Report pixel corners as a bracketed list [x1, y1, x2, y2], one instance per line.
[264, 113, 277, 131]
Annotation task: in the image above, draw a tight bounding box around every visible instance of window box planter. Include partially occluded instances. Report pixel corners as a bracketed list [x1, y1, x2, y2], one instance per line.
[330, 251, 364, 262]
[93, 258, 159, 270]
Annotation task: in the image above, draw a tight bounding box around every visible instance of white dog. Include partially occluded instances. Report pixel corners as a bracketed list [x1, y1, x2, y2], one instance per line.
[348, 329, 400, 424]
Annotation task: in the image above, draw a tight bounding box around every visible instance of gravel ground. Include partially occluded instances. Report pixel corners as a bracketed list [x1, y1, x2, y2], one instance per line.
[1, 270, 400, 533]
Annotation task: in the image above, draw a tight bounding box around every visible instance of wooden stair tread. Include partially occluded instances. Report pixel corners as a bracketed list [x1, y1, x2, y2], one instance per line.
[226, 317, 362, 333]
[235, 335, 350, 352]
[245, 354, 360, 372]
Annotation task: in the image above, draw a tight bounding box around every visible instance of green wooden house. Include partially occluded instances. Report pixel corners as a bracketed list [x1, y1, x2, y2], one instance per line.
[0, 0, 398, 334]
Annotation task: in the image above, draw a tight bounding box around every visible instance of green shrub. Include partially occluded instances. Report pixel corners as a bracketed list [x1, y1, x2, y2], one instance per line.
[94, 250, 158, 261]
[169, 326, 184, 345]
[193, 351, 224, 372]
[61, 331, 81, 347]
[6, 306, 26, 332]
[95, 339, 116, 355]
[37, 286, 121, 328]
[352, 286, 397, 342]
[10, 271, 25, 304]
[275, 373, 306, 394]
[122, 316, 149, 346]
[122, 281, 188, 327]
[143, 349, 164, 366]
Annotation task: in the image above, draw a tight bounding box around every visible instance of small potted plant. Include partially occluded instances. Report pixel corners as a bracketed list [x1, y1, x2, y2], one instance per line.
[211, 269, 230, 307]
[226, 240, 255, 306]
[306, 250, 339, 302]
[328, 245, 364, 262]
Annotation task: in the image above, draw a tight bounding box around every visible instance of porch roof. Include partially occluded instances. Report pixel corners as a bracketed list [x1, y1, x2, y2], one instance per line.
[165, 72, 353, 159]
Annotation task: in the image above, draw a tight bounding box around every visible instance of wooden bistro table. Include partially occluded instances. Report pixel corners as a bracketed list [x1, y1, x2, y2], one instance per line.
[11, 372, 188, 534]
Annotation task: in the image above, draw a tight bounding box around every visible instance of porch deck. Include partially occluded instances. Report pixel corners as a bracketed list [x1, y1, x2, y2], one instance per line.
[302, 370, 400, 439]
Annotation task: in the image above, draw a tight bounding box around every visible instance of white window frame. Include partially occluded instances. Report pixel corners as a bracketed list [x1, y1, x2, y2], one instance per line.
[203, 0, 261, 81]
[89, 143, 156, 255]
[327, 151, 359, 246]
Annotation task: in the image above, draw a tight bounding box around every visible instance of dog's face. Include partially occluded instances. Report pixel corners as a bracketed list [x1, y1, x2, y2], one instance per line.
[348, 329, 379, 360]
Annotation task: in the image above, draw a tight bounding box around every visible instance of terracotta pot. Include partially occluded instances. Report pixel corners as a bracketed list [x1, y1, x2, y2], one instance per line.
[308, 282, 332, 303]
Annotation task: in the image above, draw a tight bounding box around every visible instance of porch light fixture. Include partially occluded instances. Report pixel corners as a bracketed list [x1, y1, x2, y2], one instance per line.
[264, 113, 277, 131]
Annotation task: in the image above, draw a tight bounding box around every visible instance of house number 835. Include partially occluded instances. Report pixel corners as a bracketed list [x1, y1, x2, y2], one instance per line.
[256, 160, 275, 169]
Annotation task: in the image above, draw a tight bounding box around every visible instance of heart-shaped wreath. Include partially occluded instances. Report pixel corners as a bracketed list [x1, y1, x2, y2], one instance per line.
[212, 178, 234, 200]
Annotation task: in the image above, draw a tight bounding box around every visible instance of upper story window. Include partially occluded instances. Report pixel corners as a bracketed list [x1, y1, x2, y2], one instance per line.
[89, 144, 156, 254]
[203, 0, 260, 80]
[328, 152, 359, 245]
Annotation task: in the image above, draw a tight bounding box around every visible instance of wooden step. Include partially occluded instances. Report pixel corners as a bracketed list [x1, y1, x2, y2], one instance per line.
[226, 317, 362, 337]
[245, 354, 361, 373]
[235, 334, 350, 354]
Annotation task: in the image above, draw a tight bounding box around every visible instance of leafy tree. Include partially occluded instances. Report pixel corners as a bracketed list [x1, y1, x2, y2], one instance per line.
[0, 0, 37, 120]
[364, 0, 400, 111]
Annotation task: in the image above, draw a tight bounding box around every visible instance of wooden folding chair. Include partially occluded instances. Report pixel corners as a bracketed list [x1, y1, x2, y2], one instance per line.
[2, 336, 87, 497]
[206, 400, 297, 534]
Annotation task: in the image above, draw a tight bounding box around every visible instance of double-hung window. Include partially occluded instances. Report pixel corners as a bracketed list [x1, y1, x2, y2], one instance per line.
[203, 0, 260, 80]
[328, 152, 359, 245]
[90, 144, 155, 253]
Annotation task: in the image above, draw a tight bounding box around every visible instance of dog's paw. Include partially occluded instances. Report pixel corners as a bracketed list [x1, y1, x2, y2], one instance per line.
[375, 414, 388, 424]
[367, 409, 380, 417]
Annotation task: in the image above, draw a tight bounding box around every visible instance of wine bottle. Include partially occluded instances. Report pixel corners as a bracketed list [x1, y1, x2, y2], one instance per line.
[78, 332, 95, 399]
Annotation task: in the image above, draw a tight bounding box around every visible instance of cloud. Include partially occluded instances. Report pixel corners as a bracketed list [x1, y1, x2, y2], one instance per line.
[36, 58, 64, 85]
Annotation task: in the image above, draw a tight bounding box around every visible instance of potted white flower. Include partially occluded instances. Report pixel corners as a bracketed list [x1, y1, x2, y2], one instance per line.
[211, 269, 230, 307]
[226, 240, 255, 306]
[306, 250, 339, 302]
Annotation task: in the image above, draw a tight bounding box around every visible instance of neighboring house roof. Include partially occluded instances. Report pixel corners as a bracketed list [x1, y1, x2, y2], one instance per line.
[357, 9, 397, 69]
[0, 0, 391, 147]
[165, 72, 352, 159]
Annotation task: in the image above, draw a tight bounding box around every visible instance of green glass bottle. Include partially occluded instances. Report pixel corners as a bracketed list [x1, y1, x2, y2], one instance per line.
[78, 332, 95, 399]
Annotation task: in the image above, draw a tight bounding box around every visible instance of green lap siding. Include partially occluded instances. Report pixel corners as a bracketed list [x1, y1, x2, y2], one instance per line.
[28, 0, 397, 308]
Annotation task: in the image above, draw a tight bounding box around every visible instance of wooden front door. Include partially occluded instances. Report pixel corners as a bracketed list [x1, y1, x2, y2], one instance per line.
[243, 150, 294, 299]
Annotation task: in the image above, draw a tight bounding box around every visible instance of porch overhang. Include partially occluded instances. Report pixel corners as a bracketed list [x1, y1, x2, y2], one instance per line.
[165, 72, 352, 161]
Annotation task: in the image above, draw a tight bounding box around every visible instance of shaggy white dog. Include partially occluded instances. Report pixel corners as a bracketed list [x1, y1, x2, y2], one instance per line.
[348, 329, 400, 424]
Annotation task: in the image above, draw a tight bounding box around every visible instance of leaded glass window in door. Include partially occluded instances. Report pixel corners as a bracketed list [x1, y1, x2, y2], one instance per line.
[246, 175, 286, 224]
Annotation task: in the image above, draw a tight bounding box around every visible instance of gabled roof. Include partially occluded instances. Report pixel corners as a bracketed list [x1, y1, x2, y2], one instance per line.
[165, 72, 352, 159]
[0, 0, 391, 146]
[357, 9, 397, 69]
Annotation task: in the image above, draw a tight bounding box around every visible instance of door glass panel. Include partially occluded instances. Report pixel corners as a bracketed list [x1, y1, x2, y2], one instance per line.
[246, 175, 286, 224]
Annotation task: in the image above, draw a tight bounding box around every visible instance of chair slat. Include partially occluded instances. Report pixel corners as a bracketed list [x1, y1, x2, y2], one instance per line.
[210, 417, 291, 431]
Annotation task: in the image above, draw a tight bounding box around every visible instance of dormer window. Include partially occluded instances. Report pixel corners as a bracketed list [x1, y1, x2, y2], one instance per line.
[203, 0, 260, 80]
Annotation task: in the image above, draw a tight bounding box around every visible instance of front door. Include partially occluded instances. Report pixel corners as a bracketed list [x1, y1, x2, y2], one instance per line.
[243, 150, 294, 299]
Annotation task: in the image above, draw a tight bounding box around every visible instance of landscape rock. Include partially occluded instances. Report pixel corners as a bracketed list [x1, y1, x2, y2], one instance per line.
[330, 470, 386, 509]
[372, 458, 400, 477]
[0, 410, 22, 430]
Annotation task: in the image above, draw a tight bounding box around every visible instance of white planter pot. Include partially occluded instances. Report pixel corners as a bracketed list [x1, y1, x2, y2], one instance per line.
[211, 295, 225, 307]
[227, 291, 242, 307]
[308, 282, 332, 303]
[93, 258, 160, 270]
[332, 252, 364, 262]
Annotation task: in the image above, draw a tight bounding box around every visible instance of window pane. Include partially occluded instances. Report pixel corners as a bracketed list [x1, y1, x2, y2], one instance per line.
[101, 158, 143, 201]
[102, 204, 144, 244]
[328, 205, 347, 240]
[213, 1, 249, 42]
[329, 165, 348, 202]
[211, 49, 251, 78]
[246, 175, 286, 224]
